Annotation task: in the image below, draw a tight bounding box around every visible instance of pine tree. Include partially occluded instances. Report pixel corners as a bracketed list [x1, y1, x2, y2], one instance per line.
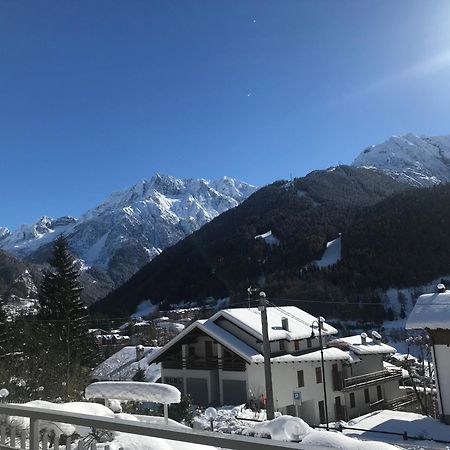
[132, 366, 147, 382]
[0, 302, 10, 358]
[37, 236, 94, 373]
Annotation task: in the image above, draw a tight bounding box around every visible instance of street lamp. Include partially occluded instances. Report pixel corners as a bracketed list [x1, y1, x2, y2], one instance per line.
[205, 407, 218, 431]
[310, 316, 329, 430]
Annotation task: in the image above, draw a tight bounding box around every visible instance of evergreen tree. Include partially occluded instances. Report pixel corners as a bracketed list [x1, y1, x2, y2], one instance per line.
[36, 236, 96, 398]
[0, 302, 10, 358]
[132, 366, 147, 382]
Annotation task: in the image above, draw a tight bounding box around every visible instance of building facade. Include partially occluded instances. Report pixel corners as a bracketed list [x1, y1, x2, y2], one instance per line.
[147, 306, 401, 425]
[406, 285, 450, 424]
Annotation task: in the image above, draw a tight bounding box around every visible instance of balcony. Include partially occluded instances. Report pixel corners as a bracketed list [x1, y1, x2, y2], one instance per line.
[162, 356, 183, 369]
[342, 369, 402, 391]
[162, 356, 246, 372]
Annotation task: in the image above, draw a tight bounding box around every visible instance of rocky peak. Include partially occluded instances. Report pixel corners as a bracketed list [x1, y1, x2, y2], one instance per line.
[352, 133, 450, 187]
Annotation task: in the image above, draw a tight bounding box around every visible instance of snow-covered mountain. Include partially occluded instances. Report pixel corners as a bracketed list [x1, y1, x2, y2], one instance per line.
[0, 174, 256, 286]
[352, 133, 450, 186]
[0, 216, 78, 255]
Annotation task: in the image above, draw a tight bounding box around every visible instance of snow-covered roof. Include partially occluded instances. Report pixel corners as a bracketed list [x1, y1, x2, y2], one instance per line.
[92, 346, 161, 382]
[146, 320, 261, 365]
[406, 291, 450, 330]
[155, 321, 185, 333]
[200, 320, 261, 361]
[329, 335, 396, 355]
[269, 347, 351, 363]
[210, 306, 337, 342]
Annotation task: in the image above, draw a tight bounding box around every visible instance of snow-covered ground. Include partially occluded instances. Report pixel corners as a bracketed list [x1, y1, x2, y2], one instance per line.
[341, 410, 450, 449]
[5, 400, 447, 450]
[195, 407, 402, 449]
[254, 230, 280, 246]
[312, 235, 342, 268]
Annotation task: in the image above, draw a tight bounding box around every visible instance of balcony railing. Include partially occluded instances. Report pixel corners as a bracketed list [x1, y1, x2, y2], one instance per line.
[0, 403, 327, 450]
[342, 369, 402, 391]
[162, 357, 183, 369]
[162, 356, 246, 372]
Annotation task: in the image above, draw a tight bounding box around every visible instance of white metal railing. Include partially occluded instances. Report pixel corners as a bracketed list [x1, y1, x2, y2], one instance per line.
[343, 369, 402, 391]
[0, 403, 330, 450]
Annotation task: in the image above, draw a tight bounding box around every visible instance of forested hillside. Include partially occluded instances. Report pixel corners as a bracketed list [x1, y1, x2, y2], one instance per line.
[320, 183, 450, 290]
[92, 166, 408, 318]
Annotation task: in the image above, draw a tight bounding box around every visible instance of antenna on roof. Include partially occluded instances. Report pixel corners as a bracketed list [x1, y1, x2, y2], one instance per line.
[247, 286, 260, 308]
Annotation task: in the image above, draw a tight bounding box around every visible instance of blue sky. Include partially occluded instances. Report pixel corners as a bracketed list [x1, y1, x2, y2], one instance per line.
[2, 1, 450, 230]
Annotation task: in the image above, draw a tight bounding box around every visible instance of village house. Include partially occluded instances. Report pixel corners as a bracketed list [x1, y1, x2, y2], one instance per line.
[92, 345, 161, 382]
[146, 306, 402, 425]
[406, 283, 450, 424]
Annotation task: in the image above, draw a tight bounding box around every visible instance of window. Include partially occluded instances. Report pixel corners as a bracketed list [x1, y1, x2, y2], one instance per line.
[364, 388, 370, 403]
[297, 370, 304, 387]
[307, 338, 312, 348]
[377, 385, 383, 401]
[165, 377, 183, 384]
[205, 341, 213, 358]
[188, 346, 196, 357]
[350, 392, 355, 408]
[318, 400, 325, 424]
[316, 367, 322, 384]
[279, 340, 286, 352]
[294, 340, 300, 351]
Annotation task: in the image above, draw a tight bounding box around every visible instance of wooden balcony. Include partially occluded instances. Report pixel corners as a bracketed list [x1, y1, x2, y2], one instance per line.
[221, 356, 246, 372]
[162, 356, 246, 372]
[162, 356, 183, 369]
[342, 369, 402, 392]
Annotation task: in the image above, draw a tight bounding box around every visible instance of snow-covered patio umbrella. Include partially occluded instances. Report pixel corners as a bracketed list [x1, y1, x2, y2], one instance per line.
[85, 381, 181, 425]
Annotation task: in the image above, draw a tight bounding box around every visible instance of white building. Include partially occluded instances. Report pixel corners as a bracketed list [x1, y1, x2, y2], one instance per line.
[146, 306, 402, 425]
[406, 284, 450, 424]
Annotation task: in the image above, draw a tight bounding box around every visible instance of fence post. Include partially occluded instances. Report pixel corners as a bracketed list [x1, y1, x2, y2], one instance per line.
[163, 403, 169, 425]
[29, 418, 40, 450]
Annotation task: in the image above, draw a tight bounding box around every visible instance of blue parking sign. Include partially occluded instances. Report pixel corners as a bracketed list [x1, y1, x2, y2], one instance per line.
[293, 390, 302, 403]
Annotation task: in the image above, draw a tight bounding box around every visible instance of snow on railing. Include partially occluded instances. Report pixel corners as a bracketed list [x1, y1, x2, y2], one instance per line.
[0, 403, 329, 450]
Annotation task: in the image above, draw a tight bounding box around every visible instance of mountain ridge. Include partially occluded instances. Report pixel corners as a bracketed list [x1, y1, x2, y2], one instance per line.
[352, 133, 450, 186]
[92, 166, 408, 318]
[0, 174, 256, 302]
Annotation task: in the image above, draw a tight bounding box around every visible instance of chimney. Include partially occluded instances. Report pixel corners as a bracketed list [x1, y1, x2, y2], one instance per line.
[319, 316, 325, 331]
[281, 317, 290, 332]
[360, 332, 367, 345]
[135, 344, 145, 362]
[437, 283, 446, 293]
[371, 331, 382, 344]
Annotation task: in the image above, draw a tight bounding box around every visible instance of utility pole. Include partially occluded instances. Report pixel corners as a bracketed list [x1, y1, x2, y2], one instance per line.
[259, 292, 275, 420]
[67, 319, 70, 396]
[311, 316, 329, 430]
[318, 317, 329, 430]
